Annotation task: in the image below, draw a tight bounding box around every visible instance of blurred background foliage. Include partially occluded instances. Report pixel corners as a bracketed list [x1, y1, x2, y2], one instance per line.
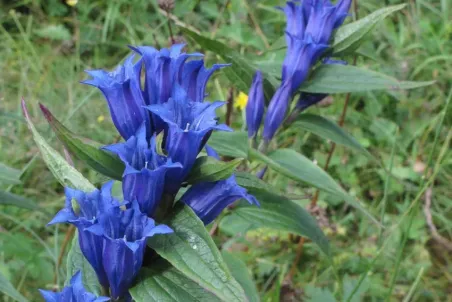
[0, 0, 451, 301]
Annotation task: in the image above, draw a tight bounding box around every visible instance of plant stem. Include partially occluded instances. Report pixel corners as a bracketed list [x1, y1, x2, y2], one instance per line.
[225, 88, 234, 126]
[53, 225, 75, 287]
[284, 0, 360, 286]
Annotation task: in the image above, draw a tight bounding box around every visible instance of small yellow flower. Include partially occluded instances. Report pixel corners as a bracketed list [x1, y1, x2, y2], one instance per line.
[234, 92, 248, 110]
[66, 0, 78, 7]
[97, 115, 105, 123]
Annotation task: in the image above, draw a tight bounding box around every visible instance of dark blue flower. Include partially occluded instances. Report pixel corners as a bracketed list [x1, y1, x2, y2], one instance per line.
[281, 0, 351, 94]
[282, 34, 328, 94]
[246, 71, 265, 138]
[86, 202, 172, 300]
[48, 182, 120, 288]
[103, 124, 182, 216]
[262, 80, 293, 142]
[182, 146, 259, 225]
[39, 271, 110, 302]
[131, 45, 193, 132]
[146, 88, 231, 191]
[180, 60, 229, 102]
[82, 55, 150, 140]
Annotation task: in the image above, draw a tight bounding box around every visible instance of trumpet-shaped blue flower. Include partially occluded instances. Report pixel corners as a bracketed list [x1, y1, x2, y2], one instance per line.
[48, 182, 119, 288]
[281, 0, 351, 94]
[146, 88, 231, 191]
[39, 271, 110, 302]
[86, 202, 173, 300]
[180, 60, 229, 102]
[103, 124, 182, 216]
[82, 55, 150, 140]
[263, 80, 293, 142]
[181, 146, 259, 225]
[246, 71, 265, 138]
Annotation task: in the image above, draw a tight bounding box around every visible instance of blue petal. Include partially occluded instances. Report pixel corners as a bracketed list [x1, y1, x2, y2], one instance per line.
[38, 289, 59, 302]
[245, 71, 265, 138]
[82, 55, 150, 140]
[263, 80, 293, 142]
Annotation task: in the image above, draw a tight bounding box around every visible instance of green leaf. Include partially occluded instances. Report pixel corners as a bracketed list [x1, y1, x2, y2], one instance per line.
[300, 64, 434, 94]
[66, 235, 102, 296]
[130, 261, 221, 302]
[295, 114, 369, 155]
[234, 171, 276, 194]
[332, 4, 407, 55]
[229, 189, 330, 255]
[39, 104, 124, 181]
[207, 131, 249, 158]
[304, 285, 336, 302]
[186, 156, 243, 184]
[180, 27, 276, 99]
[148, 204, 247, 302]
[0, 271, 28, 302]
[221, 251, 260, 302]
[248, 148, 379, 225]
[0, 163, 21, 185]
[0, 190, 44, 213]
[22, 100, 95, 192]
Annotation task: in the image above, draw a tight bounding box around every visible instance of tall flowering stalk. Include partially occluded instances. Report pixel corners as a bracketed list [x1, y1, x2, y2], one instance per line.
[43, 44, 258, 300]
[257, 0, 352, 143]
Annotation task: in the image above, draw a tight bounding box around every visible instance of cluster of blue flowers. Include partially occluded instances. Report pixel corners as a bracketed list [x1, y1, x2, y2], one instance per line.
[246, 0, 351, 143]
[41, 45, 258, 300]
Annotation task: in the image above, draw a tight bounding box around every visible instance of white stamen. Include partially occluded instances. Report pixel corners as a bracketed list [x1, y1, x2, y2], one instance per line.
[185, 123, 190, 132]
[145, 161, 149, 169]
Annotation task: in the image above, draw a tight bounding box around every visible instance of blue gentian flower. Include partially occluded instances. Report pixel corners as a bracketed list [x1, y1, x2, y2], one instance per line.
[103, 124, 182, 216]
[146, 88, 231, 191]
[181, 146, 259, 225]
[281, 0, 351, 93]
[246, 71, 265, 139]
[262, 80, 293, 142]
[48, 182, 119, 288]
[39, 271, 110, 302]
[131, 44, 225, 132]
[86, 202, 173, 300]
[82, 55, 150, 140]
[180, 60, 229, 102]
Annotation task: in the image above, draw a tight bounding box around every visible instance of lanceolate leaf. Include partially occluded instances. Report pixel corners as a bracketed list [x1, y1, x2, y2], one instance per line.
[0, 190, 45, 213]
[295, 114, 370, 155]
[332, 4, 407, 55]
[248, 148, 379, 225]
[21, 100, 95, 192]
[300, 64, 434, 94]
[228, 189, 330, 255]
[0, 163, 22, 185]
[234, 171, 277, 194]
[39, 104, 124, 181]
[207, 131, 249, 158]
[186, 156, 243, 184]
[180, 27, 276, 100]
[148, 204, 247, 302]
[0, 271, 28, 302]
[66, 235, 102, 296]
[222, 251, 260, 302]
[130, 262, 221, 302]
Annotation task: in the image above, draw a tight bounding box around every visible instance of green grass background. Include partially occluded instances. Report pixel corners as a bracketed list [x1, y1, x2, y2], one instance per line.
[0, 0, 451, 301]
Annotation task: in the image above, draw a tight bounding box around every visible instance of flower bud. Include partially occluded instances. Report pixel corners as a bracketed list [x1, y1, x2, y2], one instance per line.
[246, 71, 264, 138]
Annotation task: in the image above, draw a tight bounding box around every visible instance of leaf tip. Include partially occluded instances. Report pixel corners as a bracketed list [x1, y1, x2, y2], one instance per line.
[39, 103, 53, 122]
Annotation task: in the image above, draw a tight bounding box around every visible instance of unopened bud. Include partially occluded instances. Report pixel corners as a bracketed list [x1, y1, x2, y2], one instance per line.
[158, 0, 175, 12]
